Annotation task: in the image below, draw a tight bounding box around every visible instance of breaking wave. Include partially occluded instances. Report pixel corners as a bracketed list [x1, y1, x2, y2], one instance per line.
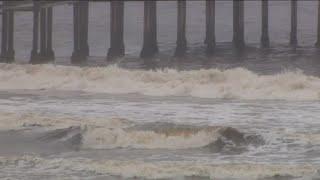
[82, 123, 264, 150]
[0, 63, 320, 100]
[0, 112, 263, 150]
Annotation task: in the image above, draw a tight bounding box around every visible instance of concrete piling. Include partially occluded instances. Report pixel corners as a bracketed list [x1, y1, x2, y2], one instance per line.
[140, 1, 158, 58]
[1, 1, 15, 62]
[261, 0, 270, 48]
[80, 0, 89, 57]
[316, 0, 320, 47]
[233, 0, 245, 49]
[30, 2, 55, 63]
[30, 1, 40, 62]
[107, 1, 125, 60]
[290, 0, 298, 46]
[1, 0, 320, 62]
[71, 0, 89, 63]
[0, 2, 9, 62]
[7, 5, 14, 62]
[205, 0, 215, 55]
[39, 8, 47, 58]
[46, 7, 55, 60]
[175, 0, 187, 57]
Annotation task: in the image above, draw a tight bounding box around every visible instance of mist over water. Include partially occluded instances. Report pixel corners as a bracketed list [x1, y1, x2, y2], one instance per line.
[1, 1, 320, 180]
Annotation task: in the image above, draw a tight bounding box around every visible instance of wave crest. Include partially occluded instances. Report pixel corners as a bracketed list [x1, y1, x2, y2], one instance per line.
[0, 112, 263, 150]
[0, 64, 320, 100]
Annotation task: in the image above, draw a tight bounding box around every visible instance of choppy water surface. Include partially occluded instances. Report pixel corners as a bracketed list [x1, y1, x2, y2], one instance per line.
[1, 1, 320, 180]
[0, 65, 320, 179]
[0, 90, 320, 180]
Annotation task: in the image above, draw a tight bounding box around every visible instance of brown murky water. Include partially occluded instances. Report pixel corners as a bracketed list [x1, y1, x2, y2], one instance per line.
[1, 1, 320, 179]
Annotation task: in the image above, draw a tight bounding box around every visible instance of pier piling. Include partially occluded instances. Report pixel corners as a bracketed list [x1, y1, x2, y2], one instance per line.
[107, 1, 125, 60]
[140, 1, 158, 58]
[30, 2, 55, 63]
[46, 7, 55, 60]
[316, 0, 320, 47]
[1, 2, 9, 62]
[30, 1, 40, 63]
[7, 5, 14, 62]
[2, 1, 320, 62]
[205, 0, 215, 55]
[261, 0, 270, 48]
[233, 0, 245, 49]
[1, 1, 15, 62]
[80, 0, 89, 57]
[290, 0, 298, 46]
[71, 0, 89, 63]
[39, 8, 47, 58]
[71, 1, 80, 62]
[175, 0, 187, 57]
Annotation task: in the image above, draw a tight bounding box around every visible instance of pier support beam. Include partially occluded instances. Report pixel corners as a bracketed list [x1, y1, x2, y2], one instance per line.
[1, 1, 15, 62]
[290, 0, 298, 46]
[107, 1, 125, 60]
[1, 3, 8, 62]
[71, 0, 89, 63]
[316, 0, 320, 47]
[7, 6, 14, 62]
[30, 1, 40, 62]
[140, 1, 158, 58]
[80, 0, 89, 57]
[205, 0, 215, 55]
[30, 2, 55, 63]
[46, 7, 55, 59]
[72, 1, 80, 62]
[39, 8, 47, 58]
[261, 0, 270, 48]
[175, 0, 187, 57]
[233, 0, 245, 49]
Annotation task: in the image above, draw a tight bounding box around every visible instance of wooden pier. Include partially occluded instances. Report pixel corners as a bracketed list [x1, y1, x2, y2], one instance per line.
[0, 0, 319, 63]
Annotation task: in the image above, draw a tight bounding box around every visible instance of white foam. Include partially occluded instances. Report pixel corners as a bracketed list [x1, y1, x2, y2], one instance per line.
[0, 155, 318, 179]
[82, 126, 222, 149]
[3, 112, 320, 150]
[0, 112, 223, 149]
[0, 63, 320, 100]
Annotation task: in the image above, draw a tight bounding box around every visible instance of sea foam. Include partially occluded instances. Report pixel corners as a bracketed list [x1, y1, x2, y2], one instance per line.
[0, 112, 262, 150]
[0, 155, 318, 179]
[0, 63, 319, 100]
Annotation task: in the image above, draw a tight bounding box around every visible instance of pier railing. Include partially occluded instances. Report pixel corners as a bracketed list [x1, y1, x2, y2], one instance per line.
[0, 0, 319, 63]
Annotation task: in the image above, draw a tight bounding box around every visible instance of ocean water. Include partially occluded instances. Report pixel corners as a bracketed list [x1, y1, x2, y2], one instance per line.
[1, 1, 320, 180]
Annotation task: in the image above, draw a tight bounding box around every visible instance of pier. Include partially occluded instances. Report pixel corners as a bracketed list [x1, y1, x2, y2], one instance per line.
[0, 0, 320, 63]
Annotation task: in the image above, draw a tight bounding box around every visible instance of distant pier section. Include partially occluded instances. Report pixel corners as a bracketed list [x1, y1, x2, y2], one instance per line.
[0, 0, 320, 63]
